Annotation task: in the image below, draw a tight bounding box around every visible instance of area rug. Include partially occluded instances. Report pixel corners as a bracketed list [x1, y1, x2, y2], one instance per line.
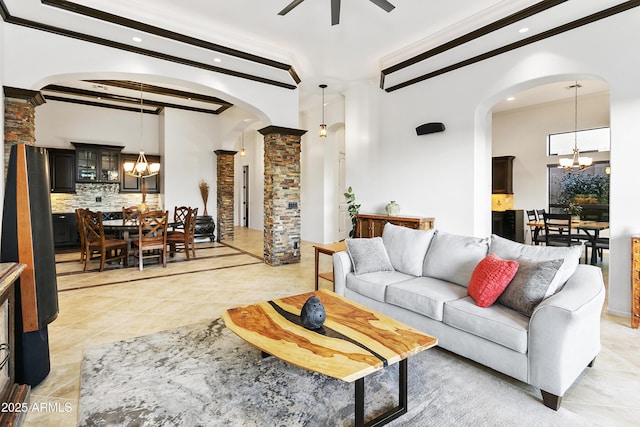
[79, 318, 594, 426]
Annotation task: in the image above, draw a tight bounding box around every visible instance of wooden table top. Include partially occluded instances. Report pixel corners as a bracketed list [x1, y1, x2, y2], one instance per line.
[527, 220, 609, 230]
[313, 241, 347, 254]
[221, 289, 438, 383]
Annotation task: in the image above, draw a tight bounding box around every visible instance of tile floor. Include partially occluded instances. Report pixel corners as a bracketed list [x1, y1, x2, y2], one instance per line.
[21, 227, 640, 426]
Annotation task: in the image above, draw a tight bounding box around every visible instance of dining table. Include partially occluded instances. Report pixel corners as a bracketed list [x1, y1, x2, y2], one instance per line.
[526, 219, 609, 265]
[102, 219, 177, 252]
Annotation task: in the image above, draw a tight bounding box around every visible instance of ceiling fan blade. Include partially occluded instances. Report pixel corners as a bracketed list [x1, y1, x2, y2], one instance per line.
[331, 0, 341, 26]
[278, 0, 305, 16]
[369, 0, 395, 13]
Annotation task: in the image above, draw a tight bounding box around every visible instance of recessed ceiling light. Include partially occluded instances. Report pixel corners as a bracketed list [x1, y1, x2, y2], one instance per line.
[132, 36, 143, 43]
[213, 58, 222, 63]
[507, 97, 515, 101]
[518, 27, 529, 34]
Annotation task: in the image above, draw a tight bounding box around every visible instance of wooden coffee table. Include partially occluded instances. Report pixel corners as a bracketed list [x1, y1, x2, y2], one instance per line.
[221, 289, 438, 427]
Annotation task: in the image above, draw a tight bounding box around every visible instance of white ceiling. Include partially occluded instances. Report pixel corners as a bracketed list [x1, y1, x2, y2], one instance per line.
[2, 0, 624, 112]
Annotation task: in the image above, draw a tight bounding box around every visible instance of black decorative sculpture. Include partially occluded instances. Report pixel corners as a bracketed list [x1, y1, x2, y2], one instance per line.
[300, 296, 326, 330]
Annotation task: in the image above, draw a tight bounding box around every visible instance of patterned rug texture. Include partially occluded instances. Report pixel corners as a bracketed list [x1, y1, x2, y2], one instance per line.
[79, 318, 593, 426]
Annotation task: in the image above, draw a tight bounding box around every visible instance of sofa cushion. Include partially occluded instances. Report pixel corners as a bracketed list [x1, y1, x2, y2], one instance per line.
[489, 234, 581, 296]
[386, 276, 469, 321]
[467, 254, 519, 308]
[498, 258, 564, 316]
[444, 296, 530, 353]
[345, 271, 414, 302]
[382, 223, 435, 276]
[345, 237, 394, 275]
[422, 231, 490, 287]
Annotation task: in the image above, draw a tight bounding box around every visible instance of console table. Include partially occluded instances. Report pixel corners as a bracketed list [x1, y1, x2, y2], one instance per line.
[355, 214, 435, 238]
[0, 263, 29, 427]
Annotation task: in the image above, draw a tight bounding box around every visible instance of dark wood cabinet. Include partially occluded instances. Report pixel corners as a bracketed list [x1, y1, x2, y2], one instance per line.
[72, 143, 123, 183]
[492, 209, 524, 243]
[355, 214, 435, 238]
[52, 213, 80, 248]
[492, 156, 515, 194]
[48, 149, 76, 193]
[120, 153, 160, 193]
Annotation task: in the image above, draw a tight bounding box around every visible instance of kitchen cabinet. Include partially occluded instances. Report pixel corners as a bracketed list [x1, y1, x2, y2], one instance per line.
[47, 148, 75, 193]
[72, 143, 123, 183]
[120, 153, 161, 193]
[355, 214, 435, 238]
[492, 156, 515, 194]
[492, 209, 524, 243]
[52, 213, 80, 248]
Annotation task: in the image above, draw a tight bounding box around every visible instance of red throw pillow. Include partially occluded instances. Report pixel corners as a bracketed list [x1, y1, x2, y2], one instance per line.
[468, 254, 519, 308]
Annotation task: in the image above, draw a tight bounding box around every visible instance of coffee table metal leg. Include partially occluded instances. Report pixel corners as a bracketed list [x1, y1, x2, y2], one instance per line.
[354, 358, 408, 427]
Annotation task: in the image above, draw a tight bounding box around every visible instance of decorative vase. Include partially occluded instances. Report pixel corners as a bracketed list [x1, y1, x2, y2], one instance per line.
[300, 296, 326, 330]
[385, 201, 400, 216]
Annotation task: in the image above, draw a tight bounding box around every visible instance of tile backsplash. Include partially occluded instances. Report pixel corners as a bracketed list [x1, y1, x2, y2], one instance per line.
[50, 183, 161, 213]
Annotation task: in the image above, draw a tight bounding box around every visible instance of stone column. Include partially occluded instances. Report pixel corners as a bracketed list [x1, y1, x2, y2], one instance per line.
[3, 87, 44, 178]
[259, 125, 307, 266]
[214, 150, 237, 242]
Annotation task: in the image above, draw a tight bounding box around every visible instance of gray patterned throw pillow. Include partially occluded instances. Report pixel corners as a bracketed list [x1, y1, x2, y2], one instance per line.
[345, 237, 395, 276]
[498, 258, 564, 316]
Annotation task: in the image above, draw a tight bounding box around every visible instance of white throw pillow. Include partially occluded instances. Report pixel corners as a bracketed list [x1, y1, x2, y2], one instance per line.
[345, 237, 395, 276]
[422, 231, 490, 287]
[489, 234, 582, 297]
[382, 223, 435, 276]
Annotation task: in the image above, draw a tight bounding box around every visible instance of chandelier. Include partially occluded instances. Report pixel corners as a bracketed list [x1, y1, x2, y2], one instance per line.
[558, 81, 592, 172]
[124, 81, 161, 178]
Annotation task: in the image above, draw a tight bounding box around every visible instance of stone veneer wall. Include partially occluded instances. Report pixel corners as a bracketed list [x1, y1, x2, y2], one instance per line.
[215, 150, 236, 242]
[259, 126, 306, 266]
[50, 184, 161, 213]
[3, 88, 43, 178]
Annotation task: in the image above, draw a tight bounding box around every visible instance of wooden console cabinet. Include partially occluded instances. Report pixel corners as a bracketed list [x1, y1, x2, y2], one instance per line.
[355, 214, 435, 238]
[0, 263, 29, 427]
[631, 237, 640, 328]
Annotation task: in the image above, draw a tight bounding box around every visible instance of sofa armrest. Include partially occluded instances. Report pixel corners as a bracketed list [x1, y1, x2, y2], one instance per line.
[332, 251, 352, 296]
[528, 264, 605, 396]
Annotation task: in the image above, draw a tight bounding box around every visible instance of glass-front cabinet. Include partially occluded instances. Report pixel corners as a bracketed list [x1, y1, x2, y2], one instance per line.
[72, 143, 123, 183]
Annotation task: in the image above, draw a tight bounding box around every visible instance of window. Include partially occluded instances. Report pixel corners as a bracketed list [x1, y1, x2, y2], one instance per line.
[548, 127, 610, 156]
[548, 163, 610, 221]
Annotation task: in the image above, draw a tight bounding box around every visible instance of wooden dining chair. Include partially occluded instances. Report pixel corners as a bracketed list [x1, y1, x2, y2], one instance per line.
[122, 206, 139, 223]
[172, 206, 190, 231]
[168, 207, 198, 260]
[75, 208, 90, 263]
[132, 210, 169, 271]
[83, 210, 129, 272]
[543, 213, 582, 248]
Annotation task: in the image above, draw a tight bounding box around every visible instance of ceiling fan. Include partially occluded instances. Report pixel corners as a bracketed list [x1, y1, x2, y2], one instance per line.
[278, 0, 395, 26]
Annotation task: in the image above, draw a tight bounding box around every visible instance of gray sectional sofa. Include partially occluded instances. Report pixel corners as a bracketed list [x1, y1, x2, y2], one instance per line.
[332, 223, 606, 410]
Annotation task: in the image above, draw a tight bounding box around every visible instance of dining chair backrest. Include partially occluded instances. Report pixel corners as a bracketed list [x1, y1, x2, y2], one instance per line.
[75, 208, 91, 260]
[536, 209, 546, 220]
[543, 213, 576, 247]
[123, 206, 139, 224]
[186, 207, 198, 235]
[138, 210, 169, 242]
[83, 210, 105, 243]
[526, 210, 537, 221]
[173, 206, 190, 230]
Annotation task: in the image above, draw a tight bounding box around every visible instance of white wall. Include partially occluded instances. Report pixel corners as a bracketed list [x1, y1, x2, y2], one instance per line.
[492, 92, 610, 212]
[234, 129, 264, 231]
[162, 108, 217, 216]
[345, 9, 640, 317]
[35, 100, 160, 154]
[300, 97, 345, 244]
[2, 24, 299, 129]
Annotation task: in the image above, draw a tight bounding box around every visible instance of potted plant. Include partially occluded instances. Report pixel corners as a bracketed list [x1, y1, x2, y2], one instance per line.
[563, 202, 583, 222]
[344, 186, 361, 238]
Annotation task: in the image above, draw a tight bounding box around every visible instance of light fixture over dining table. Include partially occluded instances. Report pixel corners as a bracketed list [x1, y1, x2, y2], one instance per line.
[558, 81, 592, 172]
[123, 81, 161, 178]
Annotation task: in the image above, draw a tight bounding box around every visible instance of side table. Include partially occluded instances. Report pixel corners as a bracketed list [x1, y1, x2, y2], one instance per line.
[313, 241, 347, 291]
